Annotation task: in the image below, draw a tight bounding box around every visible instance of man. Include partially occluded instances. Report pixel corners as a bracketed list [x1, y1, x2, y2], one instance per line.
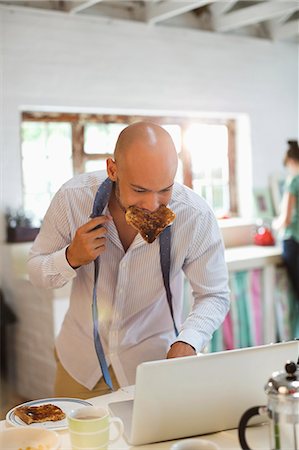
[28, 121, 230, 399]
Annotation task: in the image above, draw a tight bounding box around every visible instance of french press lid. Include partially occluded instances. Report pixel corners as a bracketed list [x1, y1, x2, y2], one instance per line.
[265, 360, 299, 397]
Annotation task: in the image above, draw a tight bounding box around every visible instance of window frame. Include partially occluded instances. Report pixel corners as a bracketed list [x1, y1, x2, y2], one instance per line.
[22, 112, 238, 215]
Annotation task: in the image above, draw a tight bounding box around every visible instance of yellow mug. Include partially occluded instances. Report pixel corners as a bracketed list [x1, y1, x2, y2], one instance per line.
[67, 406, 124, 450]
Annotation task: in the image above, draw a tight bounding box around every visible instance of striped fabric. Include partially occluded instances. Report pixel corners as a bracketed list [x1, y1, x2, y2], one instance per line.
[250, 270, 263, 346]
[27, 171, 230, 389]
[209, 266, 299, 353]
[275, 267, 299, 340]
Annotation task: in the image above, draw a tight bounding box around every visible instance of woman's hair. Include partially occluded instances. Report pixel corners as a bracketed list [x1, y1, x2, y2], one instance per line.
[284, 140, 299, 165]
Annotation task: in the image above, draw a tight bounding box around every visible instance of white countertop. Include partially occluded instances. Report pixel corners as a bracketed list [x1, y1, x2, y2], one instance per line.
[0, 387, 270, 449]
[225, 244, 282, 271]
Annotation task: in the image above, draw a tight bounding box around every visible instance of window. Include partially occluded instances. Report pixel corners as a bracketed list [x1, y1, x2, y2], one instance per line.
[21, 112, 237, 221]
[184, 124, 230, 216]
[21, 121, 72, 220]
[84, 123, 128, 173]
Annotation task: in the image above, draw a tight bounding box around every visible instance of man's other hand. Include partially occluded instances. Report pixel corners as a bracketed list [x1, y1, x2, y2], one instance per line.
[166, 341, 196, 359]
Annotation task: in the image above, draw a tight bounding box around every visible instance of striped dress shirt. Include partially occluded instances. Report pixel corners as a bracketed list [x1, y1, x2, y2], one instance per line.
[27, 171, 230, 389]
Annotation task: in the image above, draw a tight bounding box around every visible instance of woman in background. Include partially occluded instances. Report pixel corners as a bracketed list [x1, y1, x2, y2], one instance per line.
[274, 140, 299, 302]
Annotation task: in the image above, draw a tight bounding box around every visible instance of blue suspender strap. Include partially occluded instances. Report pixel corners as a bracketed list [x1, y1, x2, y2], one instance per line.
[92, 257, 113, 390]
[90, 178, 114, 390]
[90, 177, 177, 390]
[159, 227, 179, 337]
[90, 177, 113, 218]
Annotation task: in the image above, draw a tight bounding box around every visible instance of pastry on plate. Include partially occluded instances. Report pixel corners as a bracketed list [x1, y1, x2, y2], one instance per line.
[14, 404, 66, 425]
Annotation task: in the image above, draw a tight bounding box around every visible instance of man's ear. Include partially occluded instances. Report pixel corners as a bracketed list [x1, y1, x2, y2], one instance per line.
[106, 158, 117, 181]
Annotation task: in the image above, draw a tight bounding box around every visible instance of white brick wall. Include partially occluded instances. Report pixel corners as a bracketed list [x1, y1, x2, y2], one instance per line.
[11, 280, 57, 398]
[1, 243, 69, 399]
[11, 279, 70, 399]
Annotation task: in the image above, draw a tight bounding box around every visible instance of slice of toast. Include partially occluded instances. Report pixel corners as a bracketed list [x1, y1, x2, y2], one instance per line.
[125, 205, 176, 244]
[14, 403, 66, 425]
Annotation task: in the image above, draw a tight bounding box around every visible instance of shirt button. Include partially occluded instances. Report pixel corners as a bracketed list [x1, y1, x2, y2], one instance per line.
[119, 288, 123, 294]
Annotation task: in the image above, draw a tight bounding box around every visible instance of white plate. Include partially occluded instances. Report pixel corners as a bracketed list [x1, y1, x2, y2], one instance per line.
[6, 397, 92, 430]
[0, 427, 61, 449]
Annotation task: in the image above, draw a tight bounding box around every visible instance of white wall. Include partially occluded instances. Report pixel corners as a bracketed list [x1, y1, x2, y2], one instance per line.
[1, 5, 298, 230]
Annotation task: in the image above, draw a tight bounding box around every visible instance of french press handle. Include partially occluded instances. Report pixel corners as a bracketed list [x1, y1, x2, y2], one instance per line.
[238, 405, 268, 450]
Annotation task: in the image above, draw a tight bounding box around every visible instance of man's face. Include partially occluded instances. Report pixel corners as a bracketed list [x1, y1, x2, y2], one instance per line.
[114, 174, 174, 212]
[107, 140, 177, 212]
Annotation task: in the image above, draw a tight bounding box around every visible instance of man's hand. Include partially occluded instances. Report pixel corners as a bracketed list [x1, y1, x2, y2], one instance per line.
[66, 216, 112, 268]
[166, 341, 196, 359]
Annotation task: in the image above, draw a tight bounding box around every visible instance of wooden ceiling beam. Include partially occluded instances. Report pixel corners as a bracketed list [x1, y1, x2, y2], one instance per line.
[271, 18, 299, 40]
[145, 0, 215, 25]
[274, 9, 297, 25]
[209, 0, 238, 17]
[214, 1, 299, 32]
[69, 0, 103, 14]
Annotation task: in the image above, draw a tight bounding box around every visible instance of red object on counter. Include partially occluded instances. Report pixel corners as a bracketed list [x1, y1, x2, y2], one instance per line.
[254, 226, 275, 246]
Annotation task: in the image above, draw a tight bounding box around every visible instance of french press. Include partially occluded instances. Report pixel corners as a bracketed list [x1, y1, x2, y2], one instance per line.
[238, 360, 299, 450]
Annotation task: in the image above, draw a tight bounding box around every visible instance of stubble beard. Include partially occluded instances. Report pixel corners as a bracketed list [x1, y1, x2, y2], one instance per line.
[114, 179, 127, 213]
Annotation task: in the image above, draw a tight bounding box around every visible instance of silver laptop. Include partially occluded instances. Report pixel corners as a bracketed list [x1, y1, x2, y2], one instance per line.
[108, 340, 299, 446]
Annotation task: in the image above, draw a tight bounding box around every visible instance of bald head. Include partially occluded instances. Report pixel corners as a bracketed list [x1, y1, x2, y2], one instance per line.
[114, 121, 177, 167]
